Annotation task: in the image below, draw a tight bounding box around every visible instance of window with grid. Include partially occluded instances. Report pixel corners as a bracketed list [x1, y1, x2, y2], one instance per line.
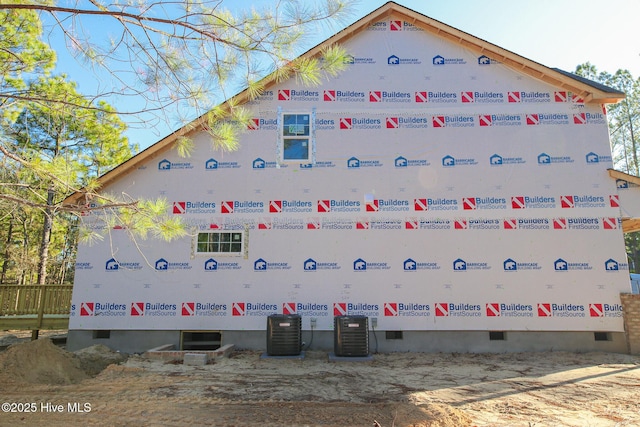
[281, 113, 311, 161]
[196, 232, 243, 254]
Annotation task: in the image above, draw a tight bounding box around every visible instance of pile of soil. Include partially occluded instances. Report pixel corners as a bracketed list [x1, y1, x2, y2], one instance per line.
[386, 403, 473, 427]
[73, 343, 128, 376]
[0, 338, 128, 384]
[0, 338, 88, 384]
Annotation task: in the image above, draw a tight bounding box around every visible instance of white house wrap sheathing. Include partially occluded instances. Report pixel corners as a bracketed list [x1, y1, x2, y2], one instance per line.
[69, 10, 630, 346]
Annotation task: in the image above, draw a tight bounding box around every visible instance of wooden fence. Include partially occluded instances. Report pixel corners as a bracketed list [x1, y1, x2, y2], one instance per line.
[0, 284, 72, 330]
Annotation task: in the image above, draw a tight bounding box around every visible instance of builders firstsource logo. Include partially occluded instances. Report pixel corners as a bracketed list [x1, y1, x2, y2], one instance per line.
[366, 198, 410, 212]
[511, 196, 556, 209]
[455, 218, 500, 230]
[247, 118, 277, 131]
[76, 302, 127, 317]
[574, 113, 607, 125]
[333, 302, 379, 317]
[507, 91, 551, 103]
[485, 303, 534, 317]
[181, 302, 227, 317]
[588, 303, 623, 318]
[510, 218, 550, 230]
[461, 91, 504, 104]
[323, 89, 366, 102]
[537, 303, 586, 317]
[282, 302, 329, 317]
[434, 303, 481, 317]
[385, 116, 428, 128]
[317, 199, 361, 213]
[130, 302, 177, 317]
[432, 115, 474, 128]
[478, 114, 521, 127]
[405, 218, 453, 230]
[415, 91, 457, 104]
[412, 198, 458, 212]
[388, 20, 422, 32]
[339, 117, 382, 129]
[277, 89, 319, 102]
[369, 90, 411, 103]
[269, 200, 313, 213]
[384, 302, 430, 317]
[462, 197, 507, 210]
[220, 200, 264, 214]
[231, 302, 278, 316]
[560, 195, 607, 209]
[172, 201, 216, 214]
[525, 113, 570, 126]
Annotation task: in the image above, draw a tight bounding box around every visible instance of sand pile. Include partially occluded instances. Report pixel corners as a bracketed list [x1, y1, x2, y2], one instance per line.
[0, 338, 88, 384]
[382, 402, 473, 427]
[74, 344, 128, 376]
[0, 339, 128, 384]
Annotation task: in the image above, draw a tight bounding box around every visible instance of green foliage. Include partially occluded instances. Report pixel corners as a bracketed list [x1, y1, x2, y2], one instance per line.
[576, 63, 640, 270]
[0, 6, 55, 95]
[575, 63, 640, 175]
[0, 1, 354, 283]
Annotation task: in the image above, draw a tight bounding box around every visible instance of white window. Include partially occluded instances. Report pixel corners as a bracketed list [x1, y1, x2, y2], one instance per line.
[279, 110, 315, 162]
[196, 232, 243, 254]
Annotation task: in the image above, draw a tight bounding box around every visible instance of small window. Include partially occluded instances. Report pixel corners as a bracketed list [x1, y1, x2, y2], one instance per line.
[385, 331, 403, 340]
[196, 232, 243, 254]
[93, 330, 111, 339]
[181, 331, 221, 350]
[489, 331, 506, 341]
[594, 332, 611, 341]
[281, 113, 313, 161]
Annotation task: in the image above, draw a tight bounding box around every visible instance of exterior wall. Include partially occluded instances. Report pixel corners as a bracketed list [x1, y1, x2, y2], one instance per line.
[69, 13, 631, 353]
[621, 293, 640, 354]
[67, 330, 180, 354]
[67, 329, 627, 354]
[615, 179, 640, 217]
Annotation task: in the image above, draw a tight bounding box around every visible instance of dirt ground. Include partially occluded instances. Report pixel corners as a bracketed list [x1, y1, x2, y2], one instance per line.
[0, 330, 639, 426]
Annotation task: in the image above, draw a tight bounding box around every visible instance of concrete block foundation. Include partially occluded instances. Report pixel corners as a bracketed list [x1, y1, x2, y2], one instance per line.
[68, 329, 628, 354]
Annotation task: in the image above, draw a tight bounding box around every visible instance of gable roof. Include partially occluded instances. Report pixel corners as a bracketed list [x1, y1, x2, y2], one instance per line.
[64, 1, 625, 206]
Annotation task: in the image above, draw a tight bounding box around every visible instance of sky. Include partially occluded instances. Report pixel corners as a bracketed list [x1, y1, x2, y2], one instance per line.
[48, 0, 640, 150]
